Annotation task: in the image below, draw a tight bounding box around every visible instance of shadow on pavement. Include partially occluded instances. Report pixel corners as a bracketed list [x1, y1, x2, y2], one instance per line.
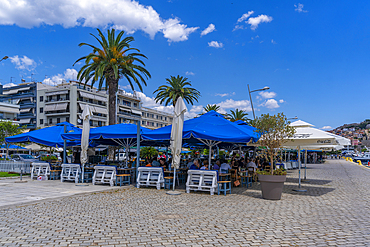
[285, 177, 332, 185]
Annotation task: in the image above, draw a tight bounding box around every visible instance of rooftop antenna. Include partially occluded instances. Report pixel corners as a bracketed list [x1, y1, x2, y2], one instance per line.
[10, 77, 14, 83]
[31, 73, 34, 82]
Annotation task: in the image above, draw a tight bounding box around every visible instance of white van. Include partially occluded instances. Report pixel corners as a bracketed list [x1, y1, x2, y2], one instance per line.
[115, 153, 127, 161]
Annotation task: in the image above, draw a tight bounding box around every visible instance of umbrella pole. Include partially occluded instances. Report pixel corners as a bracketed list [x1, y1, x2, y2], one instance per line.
[209, 145, 211, 169]
[173, 167, 176, 191]
[293, 146, 306, 192]
[303, 150, 309, 182]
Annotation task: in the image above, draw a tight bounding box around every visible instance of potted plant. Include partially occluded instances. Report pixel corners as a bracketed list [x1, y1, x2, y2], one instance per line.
[253, 113, 295, 200]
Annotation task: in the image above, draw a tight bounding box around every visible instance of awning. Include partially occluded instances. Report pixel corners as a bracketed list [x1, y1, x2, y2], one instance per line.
[3, 89, 18, 95]
[79, 91, 107, 102]
[45, 90, 69, 96]
[55, 103, 68, 111]
[94, 106, 108, 115]
[18, 87, 30, 91]
[44, 104, 56, 111]
[131, 109, 142, 115]
[0, 106, 19, 114]
[20, 108, 32, 113]
[19, 118, 31, 124]
[119, 106, 131, 112]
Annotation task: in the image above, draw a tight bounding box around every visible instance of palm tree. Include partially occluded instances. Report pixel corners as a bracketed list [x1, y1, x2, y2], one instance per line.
[203, 104, 220, 113]
[227, 109, 251, 123]
[154, 75, 200, 107]
[74, 28, 151, 125]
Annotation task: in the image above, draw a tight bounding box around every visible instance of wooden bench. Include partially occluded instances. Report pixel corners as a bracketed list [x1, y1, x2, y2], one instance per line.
[136, 167, 164, 190]
[61, 164, 81, 184]
[92, 165, 117, 187]
[31, 163, 50, 180]
[186, 170, 218, 195]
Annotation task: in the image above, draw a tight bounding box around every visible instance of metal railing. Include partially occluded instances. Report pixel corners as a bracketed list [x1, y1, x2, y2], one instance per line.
[0, 161, 31, 174]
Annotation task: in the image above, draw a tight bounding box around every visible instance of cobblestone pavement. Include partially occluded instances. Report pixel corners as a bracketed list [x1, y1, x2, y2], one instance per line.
[1, 159, 369, 246]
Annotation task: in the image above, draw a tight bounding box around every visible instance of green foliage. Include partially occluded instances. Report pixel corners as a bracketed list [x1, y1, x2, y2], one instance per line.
[41, 155, 57, 161]
[257, 168, 287, 176]
[253, 113, 295, 175]
[203, 104, 220, 113]
[154, 75, 201, 106]
[0, 172, 20, 177]
[75, 28, 150, 124]
[0, 121, 25, 150]
[140, 147, 158, 160]
[226, 109, 251, 123]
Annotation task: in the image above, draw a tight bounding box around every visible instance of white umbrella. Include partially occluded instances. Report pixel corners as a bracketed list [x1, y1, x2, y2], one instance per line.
[170, 97, 187, 191]
[80, 104, 93, 183]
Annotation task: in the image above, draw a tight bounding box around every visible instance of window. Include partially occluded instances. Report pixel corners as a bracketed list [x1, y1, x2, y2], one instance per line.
[98, 121, 102, 126]
[164, 117, 167, 121]
[40, 96, 43, 102]
[142, 120, 145, 125]
[134, 103, 137, 107]
[40, 119, 44, 125]
[117, 99, 120, 104]
[57, 95, 60, 101]
[66, 117, 69, 123]
[40, 107, 43, 113]
[142, 112, 145, 117]
[89, 99, 93, 103]
[66, 94, 70, 100]
[57, 118, 60, 123]
[49, 118, 52, 124]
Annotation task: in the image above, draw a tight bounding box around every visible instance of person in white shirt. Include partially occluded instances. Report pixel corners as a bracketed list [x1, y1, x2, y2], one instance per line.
[200, 160, 209, 170]
[219, 159, 231, 173]
[247, 158, 257, 170]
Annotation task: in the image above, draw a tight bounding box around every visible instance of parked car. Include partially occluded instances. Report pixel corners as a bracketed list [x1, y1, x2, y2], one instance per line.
[11, 154, 39, 162]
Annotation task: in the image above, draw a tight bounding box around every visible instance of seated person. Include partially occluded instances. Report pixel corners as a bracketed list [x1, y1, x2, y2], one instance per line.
[200, 160, 209, 170]
[219, 159, 231, 173]
[187, 159, 194, 169]
[247, 158, 257, 170]
[159, 158, 168, 170]
[151, 157, 160, 167]
[189, 158, 200, 170]
[213, 160, 221, 170]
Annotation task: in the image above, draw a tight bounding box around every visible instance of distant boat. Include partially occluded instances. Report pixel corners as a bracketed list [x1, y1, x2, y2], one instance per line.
[353, 152, 370, 163]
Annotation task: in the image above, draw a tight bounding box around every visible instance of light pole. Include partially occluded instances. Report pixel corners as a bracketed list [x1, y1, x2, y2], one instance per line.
[0, 56, 8, 62]
[247, 85, 270, 119]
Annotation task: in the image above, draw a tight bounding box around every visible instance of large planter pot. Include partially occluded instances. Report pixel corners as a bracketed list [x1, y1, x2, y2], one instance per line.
[258, 174, 286, 200]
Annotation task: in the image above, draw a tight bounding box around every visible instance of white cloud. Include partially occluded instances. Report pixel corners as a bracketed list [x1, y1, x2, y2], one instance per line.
[208, 41, 223, 48]
[259, 91, 276, 99]
[3, 83, 17, 88]
[232, 25, 244, 31]
[247, 14, 273, 30]
[237, 11, 254, 23]
[136, 91, 174, 114]
[215, 92, 235, 97]
[185, 71, 195, 76]
[9, 55, 37, 71]
[185, 105, 203, 119]
[271, 39, 277, 44]
[201, 24, 215, 36]
[279, 99, 285, 103]
[263, 99, 280, 109]
[0, 0, 198, 43]
[119, 84, 132, 90]
[42, 68, 78, 85]
[321, 126, 332, 130]
[295, 3, 308, 13]
[162, 18, 199, 42]
[218, 99, 252, 112]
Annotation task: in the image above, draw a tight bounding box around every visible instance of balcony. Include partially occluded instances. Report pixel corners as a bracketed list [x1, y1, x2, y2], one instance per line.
[45, 98, 69, 103]
[45, 110, 70, 116]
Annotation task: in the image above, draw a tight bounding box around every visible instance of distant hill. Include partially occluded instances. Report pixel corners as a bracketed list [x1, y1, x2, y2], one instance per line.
[337, 119, 370, 130]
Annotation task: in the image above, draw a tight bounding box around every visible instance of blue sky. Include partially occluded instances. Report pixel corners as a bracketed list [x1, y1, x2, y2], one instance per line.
[1, 0, 370, 129]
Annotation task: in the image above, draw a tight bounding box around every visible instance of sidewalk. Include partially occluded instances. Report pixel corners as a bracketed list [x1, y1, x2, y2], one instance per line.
[0, 159, 369, 246]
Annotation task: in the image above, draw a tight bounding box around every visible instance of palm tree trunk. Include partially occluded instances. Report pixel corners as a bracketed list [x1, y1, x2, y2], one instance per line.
[107, 74, 119, 161]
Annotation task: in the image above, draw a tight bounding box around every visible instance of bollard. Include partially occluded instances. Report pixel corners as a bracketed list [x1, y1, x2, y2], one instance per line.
[357, 160, 362, 166]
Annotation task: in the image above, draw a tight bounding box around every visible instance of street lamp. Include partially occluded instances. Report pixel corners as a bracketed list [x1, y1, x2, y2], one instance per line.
[0, 56, 9, 62]
[247, 85, 270, 119]
[287, 116, 298, 121]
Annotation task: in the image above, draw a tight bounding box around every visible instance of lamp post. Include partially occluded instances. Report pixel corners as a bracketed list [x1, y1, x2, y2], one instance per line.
[247, 85, 270, 119]
[0, 56, 8, 62]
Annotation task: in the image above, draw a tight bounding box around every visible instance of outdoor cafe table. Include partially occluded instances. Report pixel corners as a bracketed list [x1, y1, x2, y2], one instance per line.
[117, 168, 136, 183]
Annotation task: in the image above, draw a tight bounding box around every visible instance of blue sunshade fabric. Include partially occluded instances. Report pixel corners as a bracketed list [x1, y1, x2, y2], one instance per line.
[142, 111, 260, 143]
[61, 123, 151, 142]
[5, 122, 80, 148]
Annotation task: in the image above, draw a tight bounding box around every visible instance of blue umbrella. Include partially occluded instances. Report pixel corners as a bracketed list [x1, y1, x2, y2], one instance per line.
[142, 111, 260, 143]
[5, 122, 80, 148]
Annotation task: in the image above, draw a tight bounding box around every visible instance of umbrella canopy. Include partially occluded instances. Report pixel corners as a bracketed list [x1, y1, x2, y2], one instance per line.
[5, 122, 80, 148]
[0, 144, 27, 150]
[170, 97, 187, 170]
[80, 105, 93, 165]
[142, 111, 260, 144]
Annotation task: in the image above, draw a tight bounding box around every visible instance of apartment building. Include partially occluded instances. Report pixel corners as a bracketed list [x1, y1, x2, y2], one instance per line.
[0, 91, 20, 124]
[1, 83, 37, 129]
[2, 80, 174, 130]
[37, 81, 109, 128]
[141, 107, 173, 129]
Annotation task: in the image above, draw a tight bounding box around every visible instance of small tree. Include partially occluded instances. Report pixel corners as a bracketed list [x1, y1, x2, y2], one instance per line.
[0, 121, 25, 158]
[253, 113, 295, 175]
[140, 147, 158, 160]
